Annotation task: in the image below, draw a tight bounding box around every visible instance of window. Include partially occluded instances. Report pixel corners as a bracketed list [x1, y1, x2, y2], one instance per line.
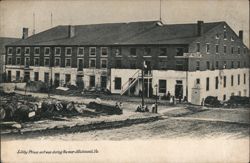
[244, 73, 246, 84]
[25, 47, 30, 55]
[89, 47, 96, 56]
[34, 47, 40, 55]
[238, 74, 240, 85]
[65, 47, 72, 56]
[55, 47, 61, 56]
[231, 46, 234, 54]
[238, 91, 241, 96]
[215, 76, 219, 89]
[223, 95, 226, 101]
[158, 80, 167, 93]
[206, 61, 210, 70]
[77, 59, 84, 70]
[231, 61, 234, 68]
[7, 70, 11, 82]
[231, 75, 234, 86]
[176, 48, 184, 56]
[206, 77, 210, 91]
[89, 58, 96, 68]
[144, 48, 151, 56]
[243, 48, 247, 54]
[54, 73, 60, 87]
[16, 71, 20, 81]
[44, 47, 50, 56]
[101, 47, 108, 56]
[115, 48, 121, 56]
[101, 59, 107, 68]
[223, 45, 227, 54]
[34, 58, 39, 66]
[54, 58, 61, 67]
[65, 74, 71, 84]
[130, 60, 137, 69]
[77, 47, 84, 56]
[196, 61, 200, 70]
[101, 76, 107, 88]
[115, 59, 122, 68]
[114, 77, 121, 90]
[215, 61, 219, 69]
[176, 61, 184, 70]
[25, 57, 30, 67]
[223, 30, 227, 39]
[16, 57, 21, 65]
[223, 76, 227, 88]
[44, 58, 50, 67]
[16, 47, 21, 55]
[237, 61, 240, 68]
[44, 72, 49, 84]
[7, 47, 13, 55]
[65, 58, 71, 67]
[159, 61, 168, 70]
[215, 33, 219, 39]
[196, 78, 200, 85]
[89, 75, 95, 87]
[237, 47, 240, 54]
[223, 61, 227, 69]
[206, 44, 210, 53]
[196, 43, 200, 52]
[130, 48, 136, 56]
[34, 72, 39, 81]
[159, 48, 167, 56]
[215, 44, 219, 53]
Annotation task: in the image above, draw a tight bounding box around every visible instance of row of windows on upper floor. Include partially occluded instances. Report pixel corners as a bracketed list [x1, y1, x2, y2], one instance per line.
[7, 55, 248, 71]
[195, 60, 248, 71]
[7, 56, 108, 69]
[6, 46, 186, 57]
[196, 43, 248, 55]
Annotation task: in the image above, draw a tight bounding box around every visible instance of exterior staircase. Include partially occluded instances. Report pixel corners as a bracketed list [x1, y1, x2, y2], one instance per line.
[120, 69, 153, 95]
[120, 70, 141, 95]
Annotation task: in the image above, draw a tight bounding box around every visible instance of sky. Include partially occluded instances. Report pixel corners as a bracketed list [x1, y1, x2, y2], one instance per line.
[0, 0, 249, 47]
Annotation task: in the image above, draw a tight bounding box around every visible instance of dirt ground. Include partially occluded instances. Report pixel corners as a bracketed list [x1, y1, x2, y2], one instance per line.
[1, 91, 249, 141]
[2, 108, 249, 141]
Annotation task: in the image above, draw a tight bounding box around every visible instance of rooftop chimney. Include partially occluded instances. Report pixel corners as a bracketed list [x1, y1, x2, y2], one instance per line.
[197, 21, 204, 36]
[239, 30, 243, 41]
[68, 25, 75, 38]
[22, 28, 29, 39]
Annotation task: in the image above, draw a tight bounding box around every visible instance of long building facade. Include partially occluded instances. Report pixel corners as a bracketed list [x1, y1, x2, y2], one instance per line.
[5, 21, 250, 104]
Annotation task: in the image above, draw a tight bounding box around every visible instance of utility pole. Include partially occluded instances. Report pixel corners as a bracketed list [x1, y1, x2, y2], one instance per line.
[141, 61, 145, 107]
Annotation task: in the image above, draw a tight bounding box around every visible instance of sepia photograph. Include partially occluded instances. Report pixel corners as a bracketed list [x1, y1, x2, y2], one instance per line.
[0, 0, 249, 162]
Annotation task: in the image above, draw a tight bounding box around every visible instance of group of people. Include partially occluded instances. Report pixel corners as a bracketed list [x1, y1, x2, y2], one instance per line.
[165, 91, 187, 104]
[135, 103, 158, 113]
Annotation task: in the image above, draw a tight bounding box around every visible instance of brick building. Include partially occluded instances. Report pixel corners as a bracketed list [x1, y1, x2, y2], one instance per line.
[0, 37, 20, 83]
[4, 21, 250, 104]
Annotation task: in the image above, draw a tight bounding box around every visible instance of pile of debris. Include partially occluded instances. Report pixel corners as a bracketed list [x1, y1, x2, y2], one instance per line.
[87, 101, 123, 115]
[0, 92, 123, 124]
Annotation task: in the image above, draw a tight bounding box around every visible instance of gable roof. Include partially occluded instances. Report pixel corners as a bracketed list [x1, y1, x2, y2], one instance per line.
[9, 21, 223, 46]
[0, 37, 21, 54]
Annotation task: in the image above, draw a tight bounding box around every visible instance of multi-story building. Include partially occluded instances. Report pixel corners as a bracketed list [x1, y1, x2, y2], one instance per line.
[5, 21, 250, 104]
[0, 37, 20, 83]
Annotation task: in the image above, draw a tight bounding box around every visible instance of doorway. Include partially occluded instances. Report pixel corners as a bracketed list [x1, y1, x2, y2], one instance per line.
[175, 80, 183, 98]
[24, 72, 30, 82]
